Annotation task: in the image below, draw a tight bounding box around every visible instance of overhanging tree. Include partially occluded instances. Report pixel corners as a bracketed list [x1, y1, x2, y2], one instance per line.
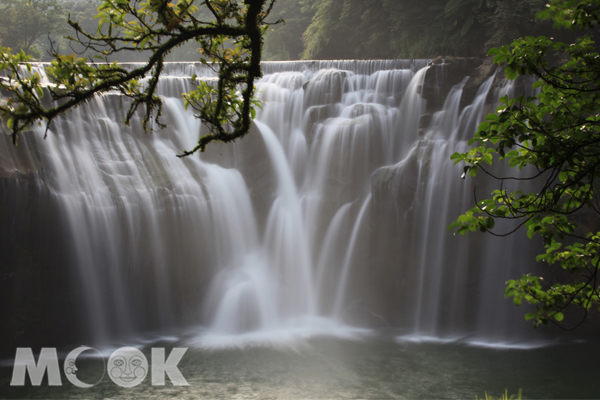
[0, 0, 277, 156]
[450, 0, 600, 329]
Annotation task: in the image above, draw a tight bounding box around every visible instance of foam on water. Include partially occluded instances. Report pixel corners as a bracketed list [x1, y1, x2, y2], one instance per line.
[396, 334, 552, 350]
[187, 317, 371, 350]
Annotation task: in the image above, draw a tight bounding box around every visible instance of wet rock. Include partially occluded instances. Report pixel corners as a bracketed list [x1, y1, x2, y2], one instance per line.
[417, 114, 433, 137]
[422, 56, 484, 113]
[460, 56, 498, 109]
[304, 105, 331, 134]
[0, 176, 81, 357]
[486, 65, 537, 111]
[444, 56, 484, 74]
[359, 144, 428, 324]
[429, 56, 444, 65]
[419, 114, 433, 130]
[302, 69, 349, 107]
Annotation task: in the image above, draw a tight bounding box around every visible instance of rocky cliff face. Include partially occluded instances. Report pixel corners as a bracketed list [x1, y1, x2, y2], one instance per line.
[343, 58, 545, 338]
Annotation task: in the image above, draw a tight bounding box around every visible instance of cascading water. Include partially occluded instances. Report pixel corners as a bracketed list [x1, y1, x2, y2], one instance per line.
[0, 59, 543, 350]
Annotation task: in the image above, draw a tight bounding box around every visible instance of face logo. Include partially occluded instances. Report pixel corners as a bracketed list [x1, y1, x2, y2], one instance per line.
[107, 347, 148, 388]
[63, 346, 105, 388]
[64, 359, 77, 375]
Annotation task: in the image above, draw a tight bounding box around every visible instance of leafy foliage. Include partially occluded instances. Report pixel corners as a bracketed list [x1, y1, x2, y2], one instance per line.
[0, 0, 574, 61]
[450, 0, 600, 329]
[0, 0, 69, 59]
[262, 0, 314, 60]
[476, 389, 522, 400]
[301, 0, 395, 59]
[297, 0, 560, 60]
[0, 0, 278, 156]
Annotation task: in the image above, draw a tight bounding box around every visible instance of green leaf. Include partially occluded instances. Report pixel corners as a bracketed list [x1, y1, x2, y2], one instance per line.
[559, 171, 567, 182]
[469, 166, 477, 177]
[447, 221, 462, 231]
[513, 297, 522, 306]
[527, 226, 536, 239]
[554, 312, 564, 322]
[505, 68, 518, 80]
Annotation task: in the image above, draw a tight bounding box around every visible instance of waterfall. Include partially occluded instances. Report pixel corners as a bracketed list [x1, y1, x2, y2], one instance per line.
[0, 60, 542, 349]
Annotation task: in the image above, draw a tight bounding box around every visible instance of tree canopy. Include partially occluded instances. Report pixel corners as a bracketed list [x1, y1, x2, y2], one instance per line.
[0, 0, 276, 156]
[266, 0, 569, 60]
[0, 0, 69, 60]
[450, 0, 600, 329]
[0, 1, 580, 62]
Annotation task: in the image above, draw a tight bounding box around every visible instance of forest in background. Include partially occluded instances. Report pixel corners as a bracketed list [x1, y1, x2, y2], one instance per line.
[262, 0, 575, 60]
[0, 0, 583, 61]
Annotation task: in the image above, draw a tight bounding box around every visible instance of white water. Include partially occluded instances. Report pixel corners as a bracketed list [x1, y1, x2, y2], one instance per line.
[0, 60, 542, 348]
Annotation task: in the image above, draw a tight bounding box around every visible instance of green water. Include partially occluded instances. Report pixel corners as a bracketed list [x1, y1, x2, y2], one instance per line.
[1, 333, 598, 399]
